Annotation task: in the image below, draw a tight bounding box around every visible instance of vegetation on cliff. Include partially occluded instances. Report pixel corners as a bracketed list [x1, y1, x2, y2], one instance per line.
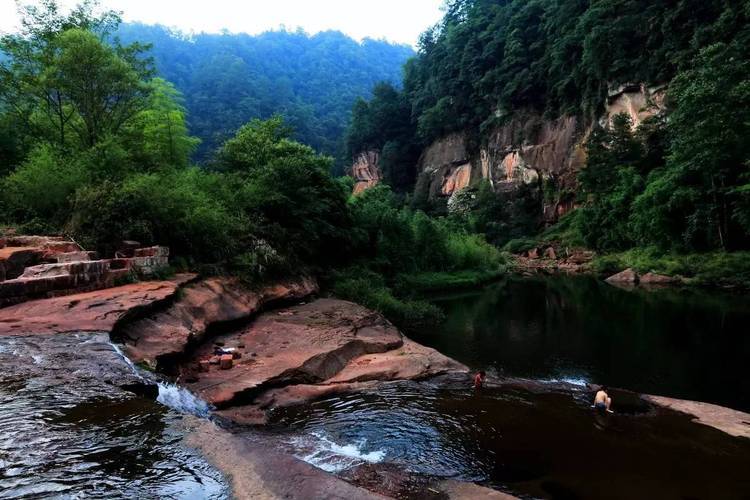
[346, 0, 750, 272]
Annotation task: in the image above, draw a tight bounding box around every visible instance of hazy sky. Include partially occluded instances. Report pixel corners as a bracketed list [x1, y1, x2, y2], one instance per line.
[0, 0, 445, 46]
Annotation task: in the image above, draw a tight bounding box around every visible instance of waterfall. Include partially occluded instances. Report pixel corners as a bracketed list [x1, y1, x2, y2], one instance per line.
[110, 341, 212, 418]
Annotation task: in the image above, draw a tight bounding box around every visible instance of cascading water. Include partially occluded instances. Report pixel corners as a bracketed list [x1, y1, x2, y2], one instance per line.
[110, 341, 212, 418]
[0, 333, 226, 498]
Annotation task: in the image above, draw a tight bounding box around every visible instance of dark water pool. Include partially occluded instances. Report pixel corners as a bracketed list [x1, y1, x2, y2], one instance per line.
[412, 276, 750, 412]
[272, 381, 750, 500]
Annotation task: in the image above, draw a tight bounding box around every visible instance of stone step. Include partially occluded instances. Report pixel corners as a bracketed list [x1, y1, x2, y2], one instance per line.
[21, 260, 111, 279]
[0, 247, 44, 281]
[55, 251, 97, 263]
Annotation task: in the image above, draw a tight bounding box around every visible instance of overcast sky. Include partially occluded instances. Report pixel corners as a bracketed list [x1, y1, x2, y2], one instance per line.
[0, 0, 445, 46]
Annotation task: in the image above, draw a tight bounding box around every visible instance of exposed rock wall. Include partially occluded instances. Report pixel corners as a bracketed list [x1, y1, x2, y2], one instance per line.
[605, 83, 667, 128]
[410, 83, 667, 222]
[350, 150, 383, 195]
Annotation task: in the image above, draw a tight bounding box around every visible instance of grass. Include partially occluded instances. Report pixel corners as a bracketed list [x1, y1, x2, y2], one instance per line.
[503, 211, 585, 253]
[330, 270, 446, 333]
[394, 268, 506, 293]
[591, 247, 750, 289]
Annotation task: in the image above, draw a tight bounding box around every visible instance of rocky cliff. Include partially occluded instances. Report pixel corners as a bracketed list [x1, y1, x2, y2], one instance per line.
[349, 150, 382, 195]
[357, 84, 667, 222]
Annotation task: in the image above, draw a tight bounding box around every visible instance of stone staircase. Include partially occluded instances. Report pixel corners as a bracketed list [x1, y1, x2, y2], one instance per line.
[0, 235, 169, 307]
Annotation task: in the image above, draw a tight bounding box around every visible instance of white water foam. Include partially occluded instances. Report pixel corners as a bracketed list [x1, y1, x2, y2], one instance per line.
[110, 342, 142, 376]
[156, 383, 212, 418]
[539, 376, 589, 387]
[289, 432, 386, 473]
[109, 341, 212, 418]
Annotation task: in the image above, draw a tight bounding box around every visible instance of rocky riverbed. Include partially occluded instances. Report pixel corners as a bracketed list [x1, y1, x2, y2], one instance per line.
[1, 273, 749, 499]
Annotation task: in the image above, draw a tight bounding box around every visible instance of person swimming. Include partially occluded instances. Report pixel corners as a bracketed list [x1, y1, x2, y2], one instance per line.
[593, 386, 613, 413]
[473, 370, 486, 389]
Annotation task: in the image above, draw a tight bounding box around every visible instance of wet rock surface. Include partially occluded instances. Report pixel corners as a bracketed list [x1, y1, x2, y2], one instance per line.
[644, 395, 750, 439]
[0, 333, 226, 498]
[118, 276, 318, 368]
[182, 298, 467, 420]
[184, 418, 387, 499]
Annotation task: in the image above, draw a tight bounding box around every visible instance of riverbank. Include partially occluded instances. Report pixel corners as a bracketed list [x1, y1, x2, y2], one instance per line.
[2, 272, 749, 498]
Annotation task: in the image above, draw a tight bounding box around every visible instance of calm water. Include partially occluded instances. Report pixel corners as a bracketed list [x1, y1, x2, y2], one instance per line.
[413, 276, 750, 412]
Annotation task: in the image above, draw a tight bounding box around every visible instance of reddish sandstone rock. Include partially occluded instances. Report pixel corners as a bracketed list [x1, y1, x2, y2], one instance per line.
[119, 276, 319, 367]
[0, 246, 44, 281]
[644, 395, 750, 439]
[605, 268, 638, 285]
[543, 247, 557, 260]
[0, 274, 196, 335]
[186, 298, 403, 407]
[187, 298, 467, 416]
[639, 272, 678, 285]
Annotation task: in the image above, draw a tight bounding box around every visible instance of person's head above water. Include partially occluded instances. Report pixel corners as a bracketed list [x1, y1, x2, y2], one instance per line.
[479, 370, 486, 377]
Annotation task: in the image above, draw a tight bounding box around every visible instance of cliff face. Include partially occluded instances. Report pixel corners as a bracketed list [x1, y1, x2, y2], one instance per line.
[410, 83, 667, 221]
[349, 151, 382, 195]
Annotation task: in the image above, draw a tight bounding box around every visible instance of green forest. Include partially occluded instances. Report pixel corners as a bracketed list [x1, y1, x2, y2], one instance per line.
[115, 23, 413, 166]
[346, 0, 750, 282]
[0, 1, 503, 329]
[3, 0, 750, 331]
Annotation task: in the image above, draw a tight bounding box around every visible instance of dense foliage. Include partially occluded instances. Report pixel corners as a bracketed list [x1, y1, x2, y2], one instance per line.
[347, 0, 750, 255]
[115, 23, 413, 166]
[402, 0, 749, 144]
[0, 1, 503, 329]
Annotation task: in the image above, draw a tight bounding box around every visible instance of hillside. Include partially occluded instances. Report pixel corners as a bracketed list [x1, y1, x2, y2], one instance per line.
[347, 0, 750, 255]
[116, 24, 414, 165]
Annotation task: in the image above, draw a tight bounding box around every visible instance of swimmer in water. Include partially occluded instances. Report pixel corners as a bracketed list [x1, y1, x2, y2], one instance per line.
[473, 370, 486, 390]
[593, 386, 613, 413]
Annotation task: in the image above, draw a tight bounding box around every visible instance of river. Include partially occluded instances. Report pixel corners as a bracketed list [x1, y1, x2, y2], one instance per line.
[2, 277, 749, 499]
[272, 276, 750, 499]
[413, 275, 750, 412]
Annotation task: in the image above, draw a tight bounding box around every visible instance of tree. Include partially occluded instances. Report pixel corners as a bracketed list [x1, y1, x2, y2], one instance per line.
[0, 0, 152, 150]
[123, 77, 199, 168]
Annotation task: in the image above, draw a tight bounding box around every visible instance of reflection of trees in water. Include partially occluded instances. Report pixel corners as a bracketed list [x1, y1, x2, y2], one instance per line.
[422, 276, 750, 412]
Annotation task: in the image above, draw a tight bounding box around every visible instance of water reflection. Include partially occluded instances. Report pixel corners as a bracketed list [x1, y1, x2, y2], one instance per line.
[414, 276, 750, 411]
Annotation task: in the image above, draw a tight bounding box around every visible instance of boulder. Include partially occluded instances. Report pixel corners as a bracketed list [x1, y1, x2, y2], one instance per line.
[605, 268, 638, 284]
[118, 276, 319, 367]
[527, 247, 540, 259]
[184, 298, 467, 416]
[543, 247, 557, 260]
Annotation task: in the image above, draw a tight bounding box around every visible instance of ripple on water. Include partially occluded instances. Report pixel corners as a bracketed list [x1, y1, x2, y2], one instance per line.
[271, 380, 750, 500]
[0, 333, 227, 499]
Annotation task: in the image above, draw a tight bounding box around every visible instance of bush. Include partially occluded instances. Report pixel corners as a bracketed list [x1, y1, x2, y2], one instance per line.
[1, 145, 88, 225]
[331, 269, 444, 332]
[591, 248, 750, 289]
[67, 168, 242, 262]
